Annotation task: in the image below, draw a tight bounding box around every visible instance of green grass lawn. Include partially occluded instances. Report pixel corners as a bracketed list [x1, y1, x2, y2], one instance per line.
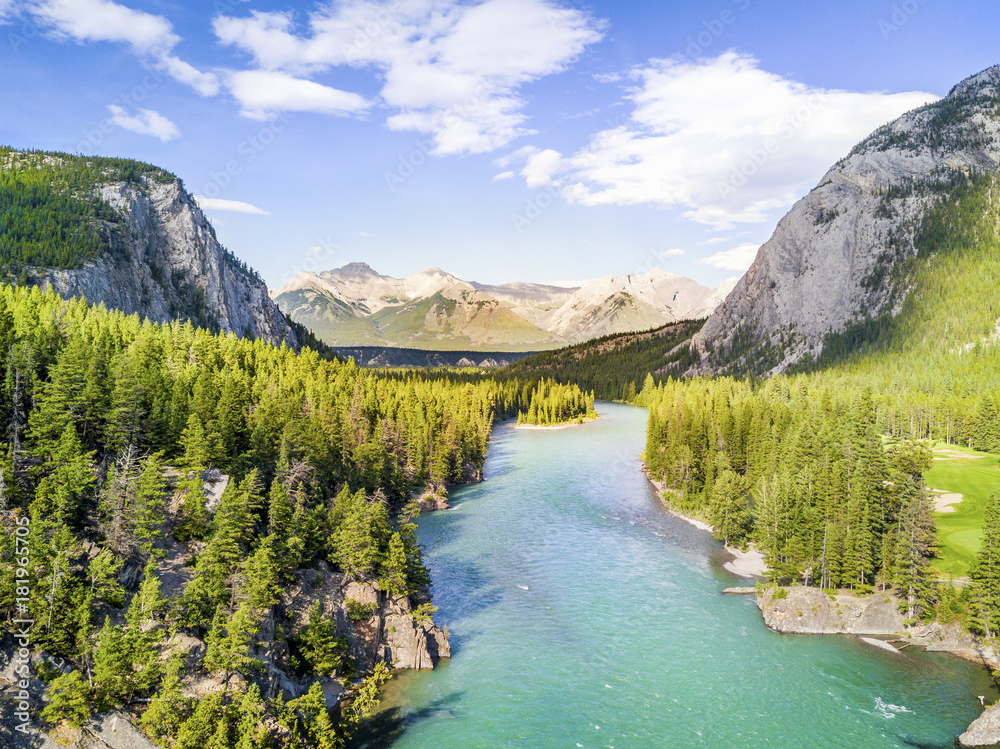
[924, 441, 1000, 578]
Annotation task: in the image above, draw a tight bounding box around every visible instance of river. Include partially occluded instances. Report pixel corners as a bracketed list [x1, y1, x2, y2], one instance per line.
[353, 403, 996, 748]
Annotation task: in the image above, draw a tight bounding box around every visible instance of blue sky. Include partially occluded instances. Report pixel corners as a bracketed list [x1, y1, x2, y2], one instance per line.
[1, 0, 996, 289]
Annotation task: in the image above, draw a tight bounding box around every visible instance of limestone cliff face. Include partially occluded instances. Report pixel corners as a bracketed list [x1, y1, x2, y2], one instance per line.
[692, 65, 1000, 374]
[33, 178, 298, 348]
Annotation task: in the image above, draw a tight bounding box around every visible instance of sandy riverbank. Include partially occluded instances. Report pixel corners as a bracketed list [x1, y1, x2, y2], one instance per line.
[642, 466, 768, 578]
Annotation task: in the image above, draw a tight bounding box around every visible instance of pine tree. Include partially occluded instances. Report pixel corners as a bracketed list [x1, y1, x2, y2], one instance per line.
[174, 470, 210, 543]
[241, 535, 281, 610]
[86, 548, 124, 606]
[173, 693, 228, 749]
[181, 414, 211, 468]
[92, 616, 128, 710]
[140, 656, 188, 742]
[234, 684, 268, 749]
[970, 491, 1000, 637]
[127, 558, 166, 629]
[204, 603, 259, 684]
[295, 602, 344, 676]
[288, 681, 342, 749]
[331, 488, 390, 578]
[892, 488, 937, 620]
[708, 456, 750, 548]
[40, 670, 91, 728]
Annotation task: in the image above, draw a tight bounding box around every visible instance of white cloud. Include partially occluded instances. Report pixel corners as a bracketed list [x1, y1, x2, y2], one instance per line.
[493, 171, 514, 181]
[521, 148, 564, 188]
[159, 55, 220, 97]
[698, 243, 760, 271]
[194, 197, 270, 215]
[550, 52, 936, 229]
[33, 0, 177, 53]
[229, 70, 370, 119]
[661, 247, 684, 257]
[215, 0, 603, 154]
[29, 0, 219, 95]
[360, 231, 372, 237]
[106, 105, 180, 141]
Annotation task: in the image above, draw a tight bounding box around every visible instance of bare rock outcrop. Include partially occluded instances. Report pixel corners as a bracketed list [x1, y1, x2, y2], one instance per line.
[909, 622, 1000, 671]
[31, 173, 298, 348]
[960, 702, 1000, 747]
[757, 587, 906, 635]
[381, 595, 451, 670]
[691, 65, 1000, 374]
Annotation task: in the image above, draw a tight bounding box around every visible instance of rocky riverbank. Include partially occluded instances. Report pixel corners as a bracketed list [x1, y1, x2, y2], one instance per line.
[754, 585, 1000, 747]
[0, 467, 451, 748]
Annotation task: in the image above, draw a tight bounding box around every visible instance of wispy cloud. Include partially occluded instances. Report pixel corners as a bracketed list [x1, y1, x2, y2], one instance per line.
[107, 105, 180, 141]
[215, 0, 604, 154]
[194, 197, 270, 215]
[698, 243, 760, 271]
[28, 0, 219, 95]
[517, 52, 935, 230]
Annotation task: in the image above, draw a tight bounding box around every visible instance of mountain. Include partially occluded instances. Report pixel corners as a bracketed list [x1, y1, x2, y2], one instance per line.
[690, 65, 1000, 375]
[543, 269, 723, 341]
[273, 264, 731, 351]
[0, 147, 300, 348]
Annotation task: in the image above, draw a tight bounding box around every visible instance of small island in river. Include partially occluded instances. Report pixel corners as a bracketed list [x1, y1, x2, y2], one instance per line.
[515, 378, 598, 428]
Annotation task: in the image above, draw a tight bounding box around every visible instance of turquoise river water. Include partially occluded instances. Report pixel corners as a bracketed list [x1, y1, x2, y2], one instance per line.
[353, 403, 996, 749]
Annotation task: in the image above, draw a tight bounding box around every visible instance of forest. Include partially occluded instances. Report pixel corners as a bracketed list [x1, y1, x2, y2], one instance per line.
[516, 378, 596, 426]
[639, 172, 1000, 631]
[0, 282, 573, 747]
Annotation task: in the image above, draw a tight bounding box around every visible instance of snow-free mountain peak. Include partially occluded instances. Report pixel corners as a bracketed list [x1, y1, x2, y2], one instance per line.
[273, 263, 731, 351]
[690, 63, 1000, 375]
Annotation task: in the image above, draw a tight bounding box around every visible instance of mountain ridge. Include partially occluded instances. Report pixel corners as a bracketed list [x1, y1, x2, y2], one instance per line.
[0, 147, 301, 348]
[690, 64, 1000, 375]
[273, 263, 733, 351]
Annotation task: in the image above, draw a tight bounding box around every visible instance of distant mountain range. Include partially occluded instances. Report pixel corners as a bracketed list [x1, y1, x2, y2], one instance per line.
[271, 263, 735, 351]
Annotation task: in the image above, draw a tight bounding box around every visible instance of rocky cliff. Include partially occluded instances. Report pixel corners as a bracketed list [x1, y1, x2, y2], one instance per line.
[692, 64, 1000, 374]
[757, 586, 906, 635]
[2, 149, 298, 348]
[41, 179, 297, 348]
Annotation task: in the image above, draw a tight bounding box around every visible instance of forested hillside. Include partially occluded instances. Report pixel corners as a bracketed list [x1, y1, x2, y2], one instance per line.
[0, 148, 172, 276]
[500, 319, 702, 401]
[640, 172, 1000, 631]
[0, 283, 538, 747]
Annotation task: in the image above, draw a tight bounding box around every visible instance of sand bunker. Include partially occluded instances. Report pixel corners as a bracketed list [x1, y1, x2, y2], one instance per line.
[931, 491, 963, 513]
[934, 448, 984, 459]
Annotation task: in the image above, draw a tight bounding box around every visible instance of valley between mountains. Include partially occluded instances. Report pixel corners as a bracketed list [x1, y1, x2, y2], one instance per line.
[6, 60, 1000, 749]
